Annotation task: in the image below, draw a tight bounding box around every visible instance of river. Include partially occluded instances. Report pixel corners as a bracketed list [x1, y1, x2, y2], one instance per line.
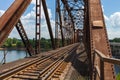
[0, 50, 28, 63]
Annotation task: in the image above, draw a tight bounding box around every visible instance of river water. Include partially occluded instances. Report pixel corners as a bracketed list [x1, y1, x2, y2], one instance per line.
[0, 50, 28, 63]
[0, 50, 120, 75]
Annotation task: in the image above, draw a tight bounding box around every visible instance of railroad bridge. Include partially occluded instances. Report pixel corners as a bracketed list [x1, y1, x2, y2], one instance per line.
[0, 0, 120, 80]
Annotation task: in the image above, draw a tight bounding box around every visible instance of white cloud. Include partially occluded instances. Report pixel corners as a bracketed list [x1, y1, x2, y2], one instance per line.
[40, 19, 55, 38]
[22, 11, 35, 20]
[0, 2, 54, 39]
[102, 5, 120, 39]
[31, 0, 36, 5]
[0, 10, 5, 17]
[41, 3, 52, 19]
[109, 12, 120, 27]
[22, 4, 52, 20]
[9, 4, 54, 39]
[104, 15, 109, 21]
[102, 5, 104, 12]
[1, 3, 120, 40]
[0, 1, 54, 40]
[104, 12, 120, 39]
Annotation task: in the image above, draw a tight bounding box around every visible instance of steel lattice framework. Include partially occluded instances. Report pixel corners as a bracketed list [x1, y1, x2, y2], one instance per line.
[0, 0, 118, 80]
[55, 0, 84, 47]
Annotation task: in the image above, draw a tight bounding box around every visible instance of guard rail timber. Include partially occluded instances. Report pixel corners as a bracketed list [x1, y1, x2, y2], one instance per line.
[94, 49, 120, 80]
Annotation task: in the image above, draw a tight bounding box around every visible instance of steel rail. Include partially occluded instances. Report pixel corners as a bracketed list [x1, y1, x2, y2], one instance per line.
[0, 46, 68, 79]
[39, 52, 68, 79]
[0, 44, 79, 80]
[42, 45, 77, 80]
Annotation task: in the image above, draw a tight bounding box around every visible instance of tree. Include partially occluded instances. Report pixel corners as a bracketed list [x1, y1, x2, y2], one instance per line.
[1, 37, 52, 51]
[12, 38, 17, 44]
[16, 41, 24, 47]
[117, 73, 120, 80]
[110, 38, 120, 42]
[6, 38, 12, 47]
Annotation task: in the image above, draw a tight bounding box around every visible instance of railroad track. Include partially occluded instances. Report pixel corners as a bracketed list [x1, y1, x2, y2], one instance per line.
[0, 43, 79, 80]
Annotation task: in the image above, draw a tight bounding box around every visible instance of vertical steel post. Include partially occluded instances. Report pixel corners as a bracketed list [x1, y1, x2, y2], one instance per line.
[100, 60, 104, 80]
[85, 0, 93, 79]
[35, 0, 41, 54]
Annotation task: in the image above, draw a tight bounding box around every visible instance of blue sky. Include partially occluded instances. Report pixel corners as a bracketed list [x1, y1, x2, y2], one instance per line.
[101, 0, 120, 16]
[0, 0, 120, 39]
[101, 0, 120, 39]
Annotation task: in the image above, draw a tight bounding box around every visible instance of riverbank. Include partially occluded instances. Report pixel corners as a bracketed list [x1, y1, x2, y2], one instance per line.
[0, 48, 26, 51]
[0, 48, 52, 51]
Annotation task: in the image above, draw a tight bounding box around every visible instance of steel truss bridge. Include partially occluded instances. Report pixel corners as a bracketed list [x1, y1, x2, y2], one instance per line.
[0, 0, 120, 80]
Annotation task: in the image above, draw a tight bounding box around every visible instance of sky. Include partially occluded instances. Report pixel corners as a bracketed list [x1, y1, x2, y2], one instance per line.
[0, 0, 120, 39]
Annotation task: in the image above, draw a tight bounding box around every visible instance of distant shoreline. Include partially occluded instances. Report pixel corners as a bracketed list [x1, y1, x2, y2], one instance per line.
[0, 48, 26, 51]
[0, 48, 52, 51]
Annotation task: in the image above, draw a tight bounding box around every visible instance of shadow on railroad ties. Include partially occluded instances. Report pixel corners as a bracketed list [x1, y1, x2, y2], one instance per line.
[72, 50, 89, 77]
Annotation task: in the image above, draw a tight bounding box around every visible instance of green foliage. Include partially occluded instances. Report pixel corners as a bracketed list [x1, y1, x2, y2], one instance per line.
[29, 38, 35, 47]
[12, 38, 18, 44]
[110, 38, 120, 42]
[16, 41, 24, 47]
[117, 73, 120, 80]
[2, 38, 23, 48]
[12, 44, 16, 47]
[40, 38, 52, 50]
[1, 38, 52, 51]
[4, 38, 12, 47]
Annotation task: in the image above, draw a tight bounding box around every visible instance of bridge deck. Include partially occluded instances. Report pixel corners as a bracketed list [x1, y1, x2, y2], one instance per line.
[0, 43, 87, 80]
[0, 48, 61, 74]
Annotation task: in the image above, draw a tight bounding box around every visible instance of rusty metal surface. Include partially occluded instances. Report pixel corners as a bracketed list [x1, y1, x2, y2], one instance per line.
[35, 0, 41, 54]
[55, 0, 65, 47]
[95, 49, 120, 65]
[16, 20, 35, 56]
[61, 0, 76, 44]
[0, 0, 32, 47]
[94, 49, 120, 80]
[57, 0, 84, 46]
[87, 0, 116, 80]
[0, 0, 118, 79]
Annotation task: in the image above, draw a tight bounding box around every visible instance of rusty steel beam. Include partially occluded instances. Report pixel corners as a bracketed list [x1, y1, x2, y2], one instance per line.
[95, 49, 120, 65]
[61, 0, 75, 30]
[61, 0, 76, 43]
[84, 0, 93, 79]
[35, 0, 41, 54]
[100, 60, 104, 80]
[86, 0, 116, 80]
[0, 0, 32, 47]
[42, 0, 55, 49]
[55, 3, 59, 48]
[57, 0, 64, 47]
[16, 20, 35, 56]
